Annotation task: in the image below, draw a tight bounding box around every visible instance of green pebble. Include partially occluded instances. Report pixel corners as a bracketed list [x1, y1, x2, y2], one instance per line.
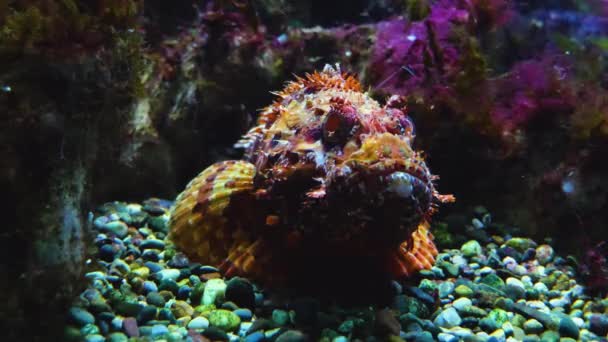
[540, 330, 560, 342]
[107, 332, 129, 342]
[505, 237, 537, 252]
[419, 279, 437, 293]
[558, 317, 579, 339]
[114, 302, 143, 316]
[480, 274, 505, 290]
[272, 309, 290, 326]
[208, 309, 241, 332]
[80, 323, 100, 336]
[64, 326, 83, 341]
[455, 285, 474, 297]
[461, 240, 482, 257]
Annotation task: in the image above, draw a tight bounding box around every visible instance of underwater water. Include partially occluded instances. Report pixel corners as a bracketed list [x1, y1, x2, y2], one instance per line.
[2, 0, 608, 341]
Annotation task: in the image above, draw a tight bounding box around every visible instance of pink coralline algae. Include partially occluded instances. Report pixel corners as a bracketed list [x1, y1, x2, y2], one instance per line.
[369, 8, 469, 97]
[369, 0, 513, 98]
[488, 57, 576, 132]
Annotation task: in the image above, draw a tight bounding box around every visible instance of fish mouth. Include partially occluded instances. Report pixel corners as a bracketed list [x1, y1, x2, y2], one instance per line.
[335, 158, 435, 213]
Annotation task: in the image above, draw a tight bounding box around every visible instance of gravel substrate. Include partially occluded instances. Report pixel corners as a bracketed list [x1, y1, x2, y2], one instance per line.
[64, 199, 608, 342]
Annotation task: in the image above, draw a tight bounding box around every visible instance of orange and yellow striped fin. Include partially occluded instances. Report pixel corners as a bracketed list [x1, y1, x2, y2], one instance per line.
[169, 160, 256, 265]
[388, 222, 439, 278]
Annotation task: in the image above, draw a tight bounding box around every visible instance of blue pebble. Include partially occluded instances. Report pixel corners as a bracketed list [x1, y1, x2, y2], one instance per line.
[177, 286, 192, 300]
[244, 331, 265, 342]
[190, 265, 219, 275]
[142, 281, 158, 294]
[140, 239, 165, 250]
[144, 262, 163, 273]
[98, 244, 118, 261]
[141, 249, 160, 262]
[84, 334, 105, 342]
[234, 308, 253, 321]
[69, 307, 95, 326]
[150, 324, 169, 337]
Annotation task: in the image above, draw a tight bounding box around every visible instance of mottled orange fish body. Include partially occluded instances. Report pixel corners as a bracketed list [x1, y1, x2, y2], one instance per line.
[169, 65, 454, 284]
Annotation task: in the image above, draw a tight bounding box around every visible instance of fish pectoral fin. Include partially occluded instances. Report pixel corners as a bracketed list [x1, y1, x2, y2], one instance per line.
[169, 160, 256, 264]
[387, 222, 438, 278]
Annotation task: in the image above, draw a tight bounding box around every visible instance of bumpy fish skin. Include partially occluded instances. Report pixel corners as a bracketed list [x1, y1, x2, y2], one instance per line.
[169, 64, 454, 284]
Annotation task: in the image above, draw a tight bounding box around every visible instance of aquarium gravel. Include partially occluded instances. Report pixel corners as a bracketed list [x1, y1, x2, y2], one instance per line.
[63, 198, 608, 342]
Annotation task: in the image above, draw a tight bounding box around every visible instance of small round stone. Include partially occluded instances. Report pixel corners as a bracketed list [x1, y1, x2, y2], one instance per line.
[208, 309, 241, 332]
[234, 308, 253, 321]
[461, 240, 482, 257]
[106, 332, 129, 342]
[146, 292, 166, 307]
[156, 269, 181, 282]
[454, 285, 474, 297]
[535, 245, 554, 265]
[203, 278, 227, 305]
[69, 307, 95, 326]
[275, 330, 308, 342]
[452, 297, 473, 312]
[140, 239, 165, 250]
[187, 316, 210, 330]
[434, 307, 462, 328]
[589, 314, 608, 336]
[558, 316, 579, 339]
[225, 277, 255, 309]
[272, 309, 290, 326]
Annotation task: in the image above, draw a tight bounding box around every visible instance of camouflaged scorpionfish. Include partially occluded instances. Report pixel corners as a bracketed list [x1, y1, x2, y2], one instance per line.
[169, 65, 454, 284]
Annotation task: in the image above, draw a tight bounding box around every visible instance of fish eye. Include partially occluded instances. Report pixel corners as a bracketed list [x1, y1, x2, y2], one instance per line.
[322, 104, 360, 147]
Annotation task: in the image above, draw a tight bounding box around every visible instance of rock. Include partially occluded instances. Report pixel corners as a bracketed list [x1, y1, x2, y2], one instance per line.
[84, 334, 105, 342]
[225, 277, 255, 308]
[137, 305, 157, 324]
[589, 314, 608, 336]
[523, 319, 544, 334]
[156, 269, 181, 282]
[146, 292, 166, 307]
[97, 220, 129, 238]
[131, 267, 150, 279]
[452, 297, 473, 312]
[505, 277, 526, 299]
[245, 331, 265, 342]
[419, 279, 438, 293]
[275, 330, 308, 342]
[69, 307, 95, 326]
[106, 332, 129, 342]
[234, 308, 253, 321]
[203, 279, 227, 305]
[480, 309, 509, 332]
[115, 302, 143, 317]
[122, 317, 140, 337]
[454, 285, 474, 297]
[489, 328, 506, 341]
[558, 316, 579, 339]
[437, 332, 458, 342]
[150, 324, 169, 337]
[139, 239, 165, 250]
[540, 330, 559, 342]
[480, 274, 505, 290]
[438, 282, 454, 298]
[375, 308, 401, 335]
[188, 316, 210, 330]
[535, 245, 554, 265]
[171, 300, 194, 318]
[434, 307, 462, 328]
[272, 309, 290, 326]
[209, 309, 241, 332]
[505, 238, 537, 252]
[148, 213, 170, 232]
[461, 240, 482, 257]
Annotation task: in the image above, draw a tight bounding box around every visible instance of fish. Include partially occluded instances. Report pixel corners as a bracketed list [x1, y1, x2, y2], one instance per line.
[169, 64, 454, 285]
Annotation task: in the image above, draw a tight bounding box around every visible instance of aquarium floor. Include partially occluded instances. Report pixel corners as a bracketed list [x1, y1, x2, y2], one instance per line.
[64, 199, 608, 342]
